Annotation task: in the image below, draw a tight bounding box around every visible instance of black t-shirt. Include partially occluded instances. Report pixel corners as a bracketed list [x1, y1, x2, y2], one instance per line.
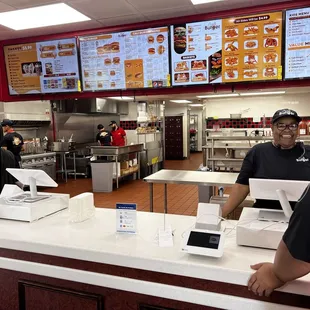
[96, 130, 112, 146]
[0, 131, 24, 162]
[283, 184, 310, 263]
[236, 142, 310, 210]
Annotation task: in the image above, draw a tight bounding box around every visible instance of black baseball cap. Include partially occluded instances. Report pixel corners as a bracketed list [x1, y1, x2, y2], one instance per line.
[109, 120, 117, 126]
[1, 119, 14, 127]
[272, 109, 302, 124]
[97, 124, 104, 130]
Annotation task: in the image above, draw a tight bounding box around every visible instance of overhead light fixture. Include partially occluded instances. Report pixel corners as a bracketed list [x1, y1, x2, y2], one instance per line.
[240, 91, 286, 97]
[0, 3, 90, 30]
[170, 100, 193, 104]
[191, 0, 223, 4]
[108, 97, 133, 101]
[189, 104, 203, 107]
[197, 94, 239, 99]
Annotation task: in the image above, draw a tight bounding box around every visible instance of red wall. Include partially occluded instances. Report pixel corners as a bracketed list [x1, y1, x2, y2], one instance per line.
[0, 0, 310, 102]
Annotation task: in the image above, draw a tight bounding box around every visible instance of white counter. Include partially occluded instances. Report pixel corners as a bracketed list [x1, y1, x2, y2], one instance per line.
[0, 208, 309, 299]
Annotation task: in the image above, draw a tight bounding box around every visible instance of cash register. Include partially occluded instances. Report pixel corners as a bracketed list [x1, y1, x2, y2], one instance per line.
[236, 178, 309, 250]
[0, 169, 69, 222]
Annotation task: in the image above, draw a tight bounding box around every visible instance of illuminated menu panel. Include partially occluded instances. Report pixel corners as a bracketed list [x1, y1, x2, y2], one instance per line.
[222, 12, 283, 82]
[170, 20, 222, 85]
[170, 11, 283, 85]
[79, 27, 170, 91]
[285, 7, 310, 79]
[223, 12, 282, 82]
[4, 38, 80, 95]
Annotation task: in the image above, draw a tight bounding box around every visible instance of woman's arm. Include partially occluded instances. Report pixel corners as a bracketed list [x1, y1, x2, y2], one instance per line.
[222, 183, 249, 217]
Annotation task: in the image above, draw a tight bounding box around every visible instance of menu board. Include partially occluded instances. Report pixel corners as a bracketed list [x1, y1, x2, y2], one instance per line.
[79, 27, 170, 91]
[285, 7, 310, 80]
[222, 12, 283, 82]
[170, 20, 222, 85]
[4, 38, 80, 95]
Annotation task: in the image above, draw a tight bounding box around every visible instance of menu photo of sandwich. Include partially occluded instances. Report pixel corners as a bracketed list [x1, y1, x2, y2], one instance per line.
[225, 28, 238, 38]
[191, 60, 206, 70]
[264, 38, 278, 48]
[191, 72, 207, 82]
[174, 26, 187, 54]
[148, 47, 156, 55]
[244, 40, 258, 50]
[113, 57, 120, 65]
[209, 51, 222, 82]
[264, 24, 280, 35]
[243, 26, 259, 36]
[263, 67, 277, 78]
[175, 61, 189, 72]
[174, 72, 189, 83]
[225, 69, 238, 80]
[148, 36, 155, 44]
[158, 45, 165, 55]
[157, 34, 165, 43]
[264, 52, 278, 63]
[243, 69, 258, 79]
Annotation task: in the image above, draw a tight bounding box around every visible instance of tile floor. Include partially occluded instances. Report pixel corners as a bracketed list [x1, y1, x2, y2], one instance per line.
[47, 152, 215, 216]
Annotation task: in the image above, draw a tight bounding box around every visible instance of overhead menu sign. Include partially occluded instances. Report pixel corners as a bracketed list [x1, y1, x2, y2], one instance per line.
[170, 11, 282, 85]
[79, 27, 170, 91]
[222, 12, 283, 82]
[4, 38, 80, 95]
[170, 20, 223, 85]
[285, 7, 310, 80]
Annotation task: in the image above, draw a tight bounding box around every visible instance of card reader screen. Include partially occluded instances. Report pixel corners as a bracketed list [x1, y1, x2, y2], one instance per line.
[187, 231, 220, 249]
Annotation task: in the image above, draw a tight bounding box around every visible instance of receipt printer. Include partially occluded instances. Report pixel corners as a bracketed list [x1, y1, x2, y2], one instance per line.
[195, 203, 222, 231]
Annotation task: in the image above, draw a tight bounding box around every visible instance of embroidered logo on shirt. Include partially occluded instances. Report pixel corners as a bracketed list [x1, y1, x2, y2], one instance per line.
[296, 156, 309, 163]
[13, 137, 21, 146]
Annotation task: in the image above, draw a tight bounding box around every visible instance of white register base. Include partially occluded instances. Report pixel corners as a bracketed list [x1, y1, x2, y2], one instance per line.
[0, 192, 69, 222]
[236, 208, 288, 250]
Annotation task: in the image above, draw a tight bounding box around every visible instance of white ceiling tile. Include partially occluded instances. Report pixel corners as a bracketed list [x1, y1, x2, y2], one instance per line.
[0, 20, 102, 41]
[144, 6, 196, 20]
[127, 0, 192, 13]
[0, 0, 58, 9]
[68, 0, 139, 19]
[98, 14, 146, 27]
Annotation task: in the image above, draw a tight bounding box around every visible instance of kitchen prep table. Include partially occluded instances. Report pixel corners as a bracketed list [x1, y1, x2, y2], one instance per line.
[90, 144, 143, 189]
[144, 169, 238, 212]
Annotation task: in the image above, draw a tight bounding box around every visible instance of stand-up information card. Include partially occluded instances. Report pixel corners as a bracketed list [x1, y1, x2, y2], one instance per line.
[116, 203, 137, 234]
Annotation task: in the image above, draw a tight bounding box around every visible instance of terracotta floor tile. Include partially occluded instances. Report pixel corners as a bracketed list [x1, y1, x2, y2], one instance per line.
[45, 152, 204, 215]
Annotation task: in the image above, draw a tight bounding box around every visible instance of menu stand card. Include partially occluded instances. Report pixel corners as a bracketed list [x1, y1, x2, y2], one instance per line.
[116, 203, 137, 234]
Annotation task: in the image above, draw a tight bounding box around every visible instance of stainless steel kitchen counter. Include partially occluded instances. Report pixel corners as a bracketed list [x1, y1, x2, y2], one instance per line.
[90, 144, 144, 156]
[21, 152, 56, 160]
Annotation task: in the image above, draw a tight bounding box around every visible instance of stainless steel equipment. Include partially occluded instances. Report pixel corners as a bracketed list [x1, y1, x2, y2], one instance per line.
[21, 153, 56, 180]
[90, 144, 143, 189]
[49, 141, 76, 152]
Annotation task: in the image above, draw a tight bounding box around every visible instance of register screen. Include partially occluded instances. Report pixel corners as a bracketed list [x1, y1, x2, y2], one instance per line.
[187, 231, 220, 249]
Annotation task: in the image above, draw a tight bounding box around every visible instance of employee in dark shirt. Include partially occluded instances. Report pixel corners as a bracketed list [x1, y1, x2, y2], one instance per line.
[109, 121, 127, 147]
[1, 119, 24, 168]
[222, 109, 310, 217]
[248, 184, 310, 297]
[96, 124, 112, 146]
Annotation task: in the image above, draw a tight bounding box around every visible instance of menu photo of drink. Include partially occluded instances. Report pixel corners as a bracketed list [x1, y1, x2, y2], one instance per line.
[4, 38, 80, 95]
[171, 19, 222, 86]
[79, 27, 170, 91]
[285, 7, 310, 80]
[222, 12, 283, 82]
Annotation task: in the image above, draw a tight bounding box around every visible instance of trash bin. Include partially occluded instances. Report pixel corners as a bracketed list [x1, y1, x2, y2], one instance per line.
[91, 160, 114, 192]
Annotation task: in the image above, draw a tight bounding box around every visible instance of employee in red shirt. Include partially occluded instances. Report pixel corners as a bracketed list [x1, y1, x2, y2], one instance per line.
[109, 121, 127, 146]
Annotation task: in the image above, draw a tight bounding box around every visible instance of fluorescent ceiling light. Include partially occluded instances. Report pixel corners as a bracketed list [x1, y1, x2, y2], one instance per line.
[170, 100, 192, 104]
[197, 94, 239, 99]
[240, 91, 286, 97]
[108, 97, 133, 101]
[189, 104, 203, 107]
[191, 0, 223, 4]
[0, 3, 90, 30]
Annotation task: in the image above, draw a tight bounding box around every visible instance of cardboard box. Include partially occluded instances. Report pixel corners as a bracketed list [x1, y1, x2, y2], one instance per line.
[121, 161, 129, 169]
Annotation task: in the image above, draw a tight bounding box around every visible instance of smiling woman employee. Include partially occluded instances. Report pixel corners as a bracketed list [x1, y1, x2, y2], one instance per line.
[222, 109, 310, 217]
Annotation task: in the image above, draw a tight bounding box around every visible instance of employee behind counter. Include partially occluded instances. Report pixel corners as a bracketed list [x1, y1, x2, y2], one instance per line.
[222, 108, 310, 217]
[109, 121, 127, 147]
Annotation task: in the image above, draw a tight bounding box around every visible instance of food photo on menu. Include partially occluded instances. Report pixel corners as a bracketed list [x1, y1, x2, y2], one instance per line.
[21, 62, 42, 77]
[209, 51, 222, 82]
